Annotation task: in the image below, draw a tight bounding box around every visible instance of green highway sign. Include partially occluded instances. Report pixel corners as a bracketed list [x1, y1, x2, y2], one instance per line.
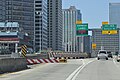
[102, 24, 117, 30]
[76, 23, 88, 36]
[102, 24, 117, 34]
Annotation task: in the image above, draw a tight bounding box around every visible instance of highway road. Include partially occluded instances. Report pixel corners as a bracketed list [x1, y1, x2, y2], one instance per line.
[0, 58, 120, 80]
[75, 58, 120, 80]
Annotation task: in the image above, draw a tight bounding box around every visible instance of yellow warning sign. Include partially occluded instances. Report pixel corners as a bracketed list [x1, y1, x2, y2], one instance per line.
[92, 44, 96, 49]
[102, 30, 117, 34]
[102, 30, 109, 34]
[102, 22, 108, 25]
[21, 45, 27, 57]
[76, 20, 82, 24]
[110, 30, 117, 34]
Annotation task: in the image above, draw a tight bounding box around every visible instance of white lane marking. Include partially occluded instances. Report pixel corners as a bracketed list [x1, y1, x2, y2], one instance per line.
[81, 59, 85, 65]
[113, 58, 119, 68]
[66, 59, 95, 80]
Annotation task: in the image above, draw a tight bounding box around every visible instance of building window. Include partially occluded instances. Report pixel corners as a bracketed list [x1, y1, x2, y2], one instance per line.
[35, 24, 40, 26]
[35, 5, 42, 7]
[35, 1, 42, 3]
[35, 8, 42, 11]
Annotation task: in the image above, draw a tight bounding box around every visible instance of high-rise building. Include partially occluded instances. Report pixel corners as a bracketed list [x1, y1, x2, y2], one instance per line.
[83, 36, 92, 54]
[62, 6, 82, 52]
[91, 28, 119, 54]
[0, 0, 34, 47]
[109, 3, 120, 53]
[34, 0, 48, 52]
[47, 0, 63, 51]
[109, 3, 120, 27]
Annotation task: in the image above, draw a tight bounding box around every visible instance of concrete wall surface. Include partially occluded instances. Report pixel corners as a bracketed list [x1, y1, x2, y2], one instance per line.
[0, 58, 27, 74]
[26, 54, 49, 59]
[0, 55, 11, 59]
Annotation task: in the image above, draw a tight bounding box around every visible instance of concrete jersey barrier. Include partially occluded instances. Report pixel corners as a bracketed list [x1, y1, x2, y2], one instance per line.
[0, 58, 27, 74]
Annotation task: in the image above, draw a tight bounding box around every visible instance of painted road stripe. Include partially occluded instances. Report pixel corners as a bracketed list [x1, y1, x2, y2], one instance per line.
[27, 59, 33, 64]
[45, 59, 51, 63]
[113, 58, 119, 68]
[22, 52, 26, 57]
[21, 45, 27, 57]
[37, 59, 43, 63]
[48, 59, 54, 63]
[53, 59, 58, 62]
[34, 59, 40, 63]
[27, 59, 59, 64]
[40, 59, 45, 63]
[43, 59, 48, 63]
[22, 46, 26, 51]
[51, 59, 56, 63]
[66, 59, 95, 80]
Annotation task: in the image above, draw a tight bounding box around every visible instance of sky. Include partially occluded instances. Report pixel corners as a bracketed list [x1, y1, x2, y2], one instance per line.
[62, 0, 120, 28]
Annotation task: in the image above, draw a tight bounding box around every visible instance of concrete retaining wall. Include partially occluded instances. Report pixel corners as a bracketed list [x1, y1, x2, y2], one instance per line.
[0, 58, 27, 74]
[0, 55, 11, 59]
[55, 53, 88, 58]
[26, 54, 49, 59]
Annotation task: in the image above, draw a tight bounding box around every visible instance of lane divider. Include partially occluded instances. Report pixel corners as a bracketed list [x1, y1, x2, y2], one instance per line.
[113, 58, 119, 68]
[27, 59, 59, 64]
[66, 59, 96, 80]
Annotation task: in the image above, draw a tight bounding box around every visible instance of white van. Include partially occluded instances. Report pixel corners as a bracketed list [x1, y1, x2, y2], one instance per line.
[97, 50, 108, 60]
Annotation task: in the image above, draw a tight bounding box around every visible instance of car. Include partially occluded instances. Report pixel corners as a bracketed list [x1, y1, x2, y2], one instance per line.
[116, 53, 120, 62]
[97, 50, 108, 60]
[107, 52, 113, 58]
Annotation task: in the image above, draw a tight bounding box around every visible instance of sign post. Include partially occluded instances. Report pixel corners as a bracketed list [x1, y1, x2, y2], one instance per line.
[92, 43, 97, 57]
[76, 22, 88, 53]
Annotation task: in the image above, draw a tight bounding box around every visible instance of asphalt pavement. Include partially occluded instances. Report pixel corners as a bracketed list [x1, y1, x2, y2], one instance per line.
[75, 58, 120, 80]
[0, 58, 120, 80]
[0, 59, 84, 80]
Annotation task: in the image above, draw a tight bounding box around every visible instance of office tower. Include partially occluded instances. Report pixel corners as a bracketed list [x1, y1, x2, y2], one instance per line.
[91, 28, 119, 53]
[83, 36, 91, 54]
[47, 0, 63, 51]
[62, 6, 82, 52]
[109, 3, 120, 53]
[109, 3, 120, 27]
[0, 0, 34, 48]
[34, 0, 48, 52]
